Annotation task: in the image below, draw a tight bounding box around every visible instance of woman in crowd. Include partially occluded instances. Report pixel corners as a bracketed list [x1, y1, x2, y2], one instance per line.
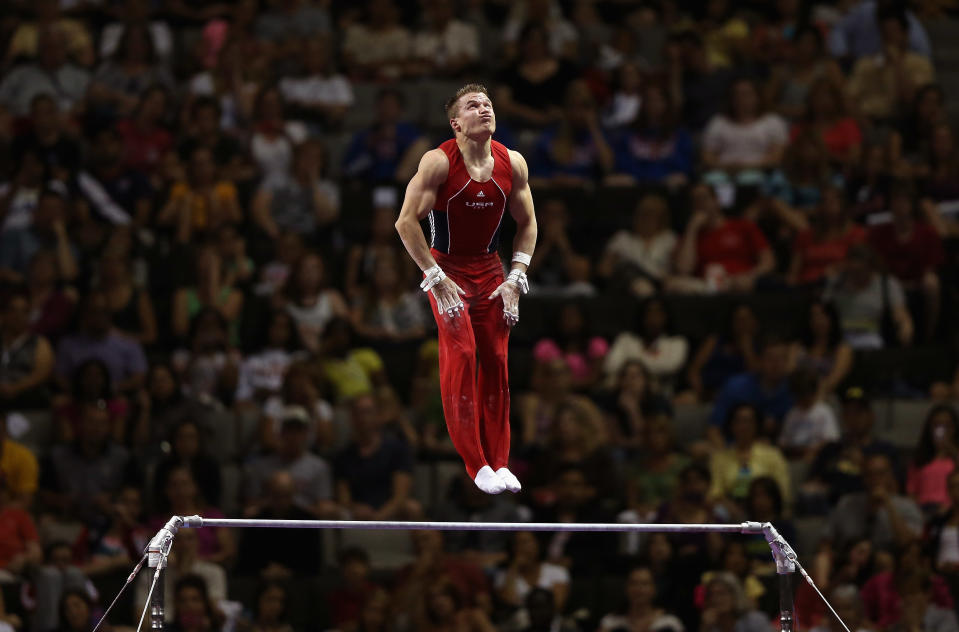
[766, 25, 844, 121]
[153, 420, 223, 517]
[54, 359, 128, 443]
[246, 582, 293, 632]
[598, 193, 678, 297]
[791, 300, 854, 398]
[699, 573, 770, 632]
[792, 78, 862, 168]
[235, 309, 306, 409]
[604, 296, 689, 395]
[159, 146, 243, 244]
[788, 185, 866, 288]
[170, 574, 226, 632]
[281, 251, 349, 354]
[495, 531, 570, 614]
[601, 360, 672, 454]
[413, 579, 497, 632]
[685, 303, 759, 403]
[172, 247, 244, 345]
[0, 288, 54, 408]
[598, 566, 685, 632]
[152, 466, 235, 566]
[623, 413, 689, 518]
[97, 250, 157, 346]
[350, 250, 430, 343]
[908, 405, 959, 513]
[89, 24, 174, 118]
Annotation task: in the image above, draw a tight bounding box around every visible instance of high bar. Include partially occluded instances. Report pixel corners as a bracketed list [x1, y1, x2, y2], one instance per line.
[179, 516, 766, 534]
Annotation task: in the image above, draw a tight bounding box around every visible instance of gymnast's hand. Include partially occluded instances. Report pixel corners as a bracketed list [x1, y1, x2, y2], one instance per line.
[489, 278, 521, 327]
[432, 276, 467, 318]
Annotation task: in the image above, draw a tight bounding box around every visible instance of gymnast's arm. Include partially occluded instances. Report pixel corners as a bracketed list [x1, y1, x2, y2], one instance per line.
[507, 150, 537, 273]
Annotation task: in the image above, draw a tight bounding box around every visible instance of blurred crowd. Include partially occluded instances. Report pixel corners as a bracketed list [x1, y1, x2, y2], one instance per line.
[1, 0, 959, 631]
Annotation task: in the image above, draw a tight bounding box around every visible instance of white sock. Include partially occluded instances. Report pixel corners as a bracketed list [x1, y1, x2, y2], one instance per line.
[495, 467, 521, 493]
[474, 465, 506, 495]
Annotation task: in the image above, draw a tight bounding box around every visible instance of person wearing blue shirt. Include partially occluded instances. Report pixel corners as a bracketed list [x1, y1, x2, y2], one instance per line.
[828, 0, 931, 61]
[342, 88, 428, 183]
[707, 336, 794, 446]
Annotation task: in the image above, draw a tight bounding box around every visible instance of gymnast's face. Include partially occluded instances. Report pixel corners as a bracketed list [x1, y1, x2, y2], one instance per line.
[451, 92, 495, 138]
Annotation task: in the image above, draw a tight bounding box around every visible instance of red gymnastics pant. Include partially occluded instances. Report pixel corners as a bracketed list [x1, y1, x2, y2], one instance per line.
[427, 249, 511, 478]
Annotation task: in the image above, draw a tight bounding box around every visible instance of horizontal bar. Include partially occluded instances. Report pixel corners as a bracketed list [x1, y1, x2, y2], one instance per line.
[179, 516, 765, 534]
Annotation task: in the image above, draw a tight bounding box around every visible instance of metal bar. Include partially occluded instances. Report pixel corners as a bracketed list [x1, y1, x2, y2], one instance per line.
[180, 516, 764, 534]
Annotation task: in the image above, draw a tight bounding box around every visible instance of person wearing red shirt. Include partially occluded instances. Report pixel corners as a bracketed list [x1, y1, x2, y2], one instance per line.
[670, 182, 775, 293]
[868, 186, 944, 341]
[791, 78, 862, 168]
[0, 475, 41, 576]
[789, 186, 866, 287]
[116, 86, 172, 178]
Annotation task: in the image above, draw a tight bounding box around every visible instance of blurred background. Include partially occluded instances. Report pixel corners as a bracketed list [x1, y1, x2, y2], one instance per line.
[0, 0, 958, 630]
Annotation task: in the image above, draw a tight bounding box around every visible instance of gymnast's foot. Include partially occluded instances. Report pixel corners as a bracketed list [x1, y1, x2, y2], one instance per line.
[474, 466, 507, 495]
[495, 468, 522, 493]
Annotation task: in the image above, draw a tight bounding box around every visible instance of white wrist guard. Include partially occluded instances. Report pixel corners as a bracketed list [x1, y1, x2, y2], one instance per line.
[420, 265, 446, 292]
[506, 269, 529, 294]
[512, 251, 532, 266]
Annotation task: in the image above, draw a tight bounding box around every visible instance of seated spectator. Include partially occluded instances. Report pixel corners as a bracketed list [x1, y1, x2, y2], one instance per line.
[171, 308, 241, 404]
[847, 142, 893, 222]
[350, 250, 430, 343]
[246, 582, 293, 632]
[24, 250, 77, 343]
[707, 335, 794, 446]
[80, 127, 155, 225]
[918, 123, 959, 239]
[890, 84, 947, 173]
[701, 78, 788, 185]
[527, 199, 593, 296]
[599, 361, 673, 453]
[12, 93, 82, 186]
[235, 309, 306, 408]
[519, 357, 603, 449]
[668, 31, 735, 132]
[907, 405, 959, 514]
[0, 473, 41, 581]
[186, 38, 259, 135]
[255, 232, 305, 299]
[1, 183, 78, 284]
[609, 82, 694, 187]
[244, 408, 337, 518]
[334, 394, 421, 521]
[622, 414, 689, 517]
[860, 543, 955, 630]
[598, 565, 684, 632]
[807, 585, 872, 632]
[258, 359, 333, 453]
[494, 23, 577, 129]
[828, 0, 931, 61]
[344, 195, 409, 300]
[342, 89, 428, 183]
[501, 0, 579, 62]
[151, 466, 235, 566]
[177, 96, 250, 185]
[848, 5, 935, 122]
[253, 0, 331, 42]
[788, 186, 866, 288]
[99, 0, 173, 63]
[252, 138, 339, 241]
[868, 185, 944, 342]
[530, 80, 614, 186]
[158, 147, 242, 243]
[793, 78, 862, 168]
[823, 244, 914, 349]
[742, 477, 795, 564]
[604, 297, 688, 395]
[823, 453, 922, 551]
[172, 247, 243, 345]
[116, 86, 173, 180]
[168, 574, 226, 632]
[0, 408, 39, 507]
[761, 133, 841, 233]
[514, 587, 580, 632]
[55, 290, 148, 395]
[57, 590, 96, 632]
[409, 340, 451, 455]
[792, 300, 854, 398]
[96, 251, 157, 346]
[0, 288, 54, 408]
[409, 0, 479, 78]
[152, 420, 222, 517]
[341, 0, 412, 81]
[249, 86, 308, 189]
[697, 0, 750, 69]
[778, 369, 841, 461]
[41, 401, 141, 529]
[699, 573, 770, 632]
[282, 252, 348, 353]
[655, 464, 730, 559]
[236, 470, 324, 579]
[685, 303, 759, 403]
[669, 183, 775, 294]
[4, 0, 94, 65]
[0, 26, 90, 116]
[709, 404, 791, 508]
[533, 303, 607, 391]
[767, 25, 845, 122]
[316, 319, 388, 404]
[598, 194, 678, 297]
[88, 24, 174, 119]
[602, 61, 643, 129]
[327, 547, 382, 630]
[279, 37, 352, 128]
[394, 530, 491, 617]
[409, 579, 497, 632]
[54, 359, 129, 443]
[496, 531, 570, 616]
[136, 363, 211, 456]
[74, 485, 149, 578]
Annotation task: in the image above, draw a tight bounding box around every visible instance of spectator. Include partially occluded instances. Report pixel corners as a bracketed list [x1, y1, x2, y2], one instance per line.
[0, 26, 91, 116]
[344, 197, 408, 300]
[55, 290, 148, 394]
[685, 303, 760, 403]
[250, 85, 308, 189]
[0, 287, 54, 408]
[767, 26, 845, 122]
[171, 307, 241, 404]
[40, 401, 140, 529]
[172, 247, 244, 344]
[186, 38, 259, 135]
[600, 359, 672, 454]
[96, 251, 157, 346]
[236, 470, 324, 579]
[823, 244, 914, 349]
[315, 318, 389, 404]
[622, 413, 689, 516]
[701, 78, 789, 184]
[598, 194, 678, 296]
[788, 185, 866, 288]
[707, 336, 794, 446]
[99, 0, 174, 64]
[341, 0, 412, 81]
[519, 357, 604, 449]
[152, 420, 222, 518]
[709, 403, 792, 507]
[410, 578, 497, 632]
[847, 5, 935, 122]
[282, 252, 348, 353]
[515, 587, 580, 632]
[926, 469, 959, 589]
[151, 466, 235, 566]
[867, 185, 944, 342]
[13, 94, 83, 185]
[244, 408, 337, 518]
[235, 309, 305, 408]
[847, 142, 893, 222]
[907, 405, 959, 513]
[394, 530, 491, 617]
[501, 0, 579, 62]
[597, 565, 685, 632]
[159, 146, 243, 243]
[495, 531, 570, 613]
[342, 89, 429, 183]
[327, 547, 381, 630]
[334, 393, 421, 521]
[116, 86, 173, 179]
[602, 61, 644, 129]
[53, 358, 129, 443]
[860, 543, 955, 631]
[255, 232, 305, 299]
[526, 199, 592, 296]
[253, 0, 331, 42]
[0, 185, 78, 284]
[667, 31, 734, 132]
[279, 37, 352, 128]
[57, 589, 96, 632]
[258, 360, 333, 453]
[793, 78, 862, 168]
[251, 138, 339, 240]
[4, 0, 94, 67]
[669, 183, 775, 294]
[177, 96, 250, 185]
[890, 84, 947, 173]
[609, 82, 695, 187]
[169, 574, 226, 632]
[75, 485, 149, 578]
[918, 124, 959, 239]
[604, 297, 689, 395]
[80, 128, 153, 227]
[828, 0, 932, 60]
[791, 300, 855, 397]
[778, 368, 841, 461]
[350, 250, 430, 343]
[807, 585, 872, 632]
[88, 24, 174, 119]
[0, 472, 41, 580]
[531, 80, 614, 186]
[761, 132, 839, 231]
[410, 0, 480, 79]
[823, 453, 922, 551]
[699, 573, 770, 632]
[532, 303, 608, 391]
[137, 363, 212, 455]
[246, 582, 293, 632]
[494, 23, 577, 129]
[697, 0, 750, 69]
